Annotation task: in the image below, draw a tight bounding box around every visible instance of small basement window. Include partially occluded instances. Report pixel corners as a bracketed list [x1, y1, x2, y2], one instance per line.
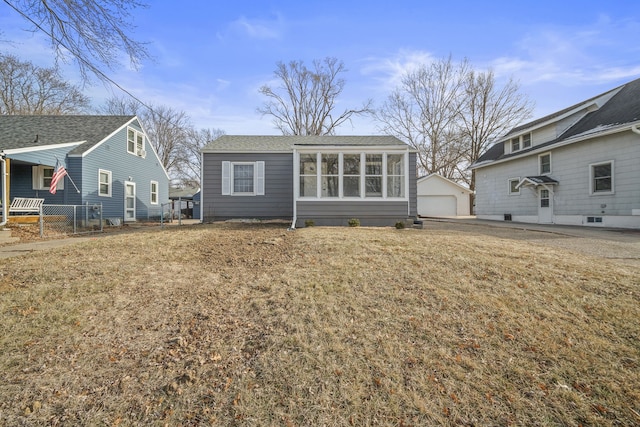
[587, 216, 603, 223]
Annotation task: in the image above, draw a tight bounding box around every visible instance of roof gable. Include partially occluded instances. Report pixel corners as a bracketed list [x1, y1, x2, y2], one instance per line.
[474, 77, 640, 167]
[0, 115, 136, 154]
[417, 173, 472, 193]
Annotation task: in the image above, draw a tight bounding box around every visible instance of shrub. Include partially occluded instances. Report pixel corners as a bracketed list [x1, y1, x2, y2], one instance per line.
[348, 218, 360, 227]
[305, 219, 315, 227]
[395, 221, 405, 229]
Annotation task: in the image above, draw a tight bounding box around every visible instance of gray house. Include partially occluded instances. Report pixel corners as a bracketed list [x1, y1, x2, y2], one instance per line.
[201, 135, 417, 227]
[0, 115, 170, 224]
[471, 77, 640, 229]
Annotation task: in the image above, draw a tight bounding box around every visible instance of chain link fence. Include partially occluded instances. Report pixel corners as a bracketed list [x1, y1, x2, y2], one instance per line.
[24, 202, 187, 238]
[41, 204, 104, 238]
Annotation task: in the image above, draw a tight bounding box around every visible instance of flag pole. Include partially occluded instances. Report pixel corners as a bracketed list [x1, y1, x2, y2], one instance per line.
[55, 156, 81, 194]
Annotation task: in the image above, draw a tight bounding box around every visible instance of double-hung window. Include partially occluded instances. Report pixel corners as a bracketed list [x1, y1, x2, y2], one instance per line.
[150, 181, 159, 204]
[509, 178, 520, 195]
[590, 161, 613, 194]
[127, 127, 146, 157]
[32, 165, 63, 190]
[539, 153, 551, 175]
[221, 161, 265, 196]
[510, 133, 532, 152]
[511, 137, 520, 152]
[99, 169, 112, 197]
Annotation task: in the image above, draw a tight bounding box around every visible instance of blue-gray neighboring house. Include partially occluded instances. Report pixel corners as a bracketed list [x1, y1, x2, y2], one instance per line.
[201, 135, 417, 227]
[0, 115, 170, 224]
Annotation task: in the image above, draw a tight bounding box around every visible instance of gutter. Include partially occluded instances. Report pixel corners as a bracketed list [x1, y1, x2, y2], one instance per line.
[0, 153, 7, 226]
[632, 124, 640, 136]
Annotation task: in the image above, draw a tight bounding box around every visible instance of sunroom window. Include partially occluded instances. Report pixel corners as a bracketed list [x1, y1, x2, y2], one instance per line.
[387, 154, 405, 197]
[343, 154, 360, 197]
[299, 154, 318, 197]
[297, 152, 405, 199]
[365, 154, 383, 197]
[321, 154, 339, 197]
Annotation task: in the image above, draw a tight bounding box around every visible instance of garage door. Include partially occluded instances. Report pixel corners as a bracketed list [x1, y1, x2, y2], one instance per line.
[417, 195, 457, 217]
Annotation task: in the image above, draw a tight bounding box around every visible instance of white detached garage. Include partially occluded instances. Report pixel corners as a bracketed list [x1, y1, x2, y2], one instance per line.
[417, 174, 473, 217]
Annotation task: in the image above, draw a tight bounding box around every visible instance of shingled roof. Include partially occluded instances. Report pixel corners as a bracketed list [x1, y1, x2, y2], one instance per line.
[0, 115, 136, 154]
[201, 135, 407, 152]
[475, 77, 640, 165]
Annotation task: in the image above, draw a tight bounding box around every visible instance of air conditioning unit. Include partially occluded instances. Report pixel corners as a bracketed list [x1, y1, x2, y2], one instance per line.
[139, 149, 146, 158]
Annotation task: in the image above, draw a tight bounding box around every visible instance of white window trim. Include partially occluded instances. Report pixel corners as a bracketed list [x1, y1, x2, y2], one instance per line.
[98, 169, 112, 197]
[295, 151, 409, 201]
[150, 180, 159, 205]
[127, 126, 146, 157]
[221, 161, 265, 196]
[32, 165, 64, 190]
[539, 152, 552, 175]
[508, 177, 520, 195]
[589, 160, 615, 195]
[510, 133, 532, 153]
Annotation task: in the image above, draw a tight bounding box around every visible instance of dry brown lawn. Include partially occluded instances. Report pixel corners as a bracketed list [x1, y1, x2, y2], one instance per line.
[1, 222, 639, 426]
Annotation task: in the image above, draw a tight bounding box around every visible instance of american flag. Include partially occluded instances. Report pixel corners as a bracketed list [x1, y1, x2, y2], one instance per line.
[49, 159, 68, 194]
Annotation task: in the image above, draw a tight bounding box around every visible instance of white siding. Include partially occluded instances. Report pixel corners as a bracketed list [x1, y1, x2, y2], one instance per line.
[475, 130, 640, 225]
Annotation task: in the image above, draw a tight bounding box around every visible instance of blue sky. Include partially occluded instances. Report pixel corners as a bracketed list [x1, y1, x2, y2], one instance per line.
[1, 1, 639, 135]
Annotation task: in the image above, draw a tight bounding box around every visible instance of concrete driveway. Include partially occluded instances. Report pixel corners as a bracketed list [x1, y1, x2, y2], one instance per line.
[421, 217, 640, 268]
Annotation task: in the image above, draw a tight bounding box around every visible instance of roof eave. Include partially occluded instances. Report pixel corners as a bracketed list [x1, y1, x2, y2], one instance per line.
[471, 121, 640, 170]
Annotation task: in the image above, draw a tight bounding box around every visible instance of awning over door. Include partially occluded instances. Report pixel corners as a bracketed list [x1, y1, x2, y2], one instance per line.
[515, 175, 559, 189]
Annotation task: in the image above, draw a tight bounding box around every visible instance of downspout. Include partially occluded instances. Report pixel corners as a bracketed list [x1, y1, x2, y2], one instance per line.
[0, 153, 7, 226]
[289, 148, 297, 230]
[632, 124, 640, 135]
[199, 151, 204, 223]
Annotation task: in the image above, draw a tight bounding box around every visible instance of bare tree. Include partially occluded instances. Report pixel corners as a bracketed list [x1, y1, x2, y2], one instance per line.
[376, 56, 469, 177]
[98, 95, 142, 116]
[459, 70, 534, 190]
[180, 127, 225, 187]
[100, 96, 192, 182]
[0, 53, 90, 114]
[258, 57, 372, 135]
[3, 0, 150, 84]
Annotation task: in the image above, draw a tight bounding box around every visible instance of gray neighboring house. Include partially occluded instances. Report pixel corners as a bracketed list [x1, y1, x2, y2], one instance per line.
[0, 115, 170, 224]
[470, 77, 640, 229]
[201, 135, 417, 227]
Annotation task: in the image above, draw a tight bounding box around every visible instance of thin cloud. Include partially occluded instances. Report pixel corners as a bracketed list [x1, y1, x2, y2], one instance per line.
[228, 14, 284, 40]
[361, 50, 437, 91]
[491, 15, 640, 86]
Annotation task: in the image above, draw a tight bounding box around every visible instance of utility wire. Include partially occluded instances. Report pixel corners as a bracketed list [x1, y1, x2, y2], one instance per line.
[2, 0, 162, 120]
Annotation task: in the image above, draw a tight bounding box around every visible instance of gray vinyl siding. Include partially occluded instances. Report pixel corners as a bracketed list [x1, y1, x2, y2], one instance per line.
[551, 132, 639, 216]
[475, 130, 640, 218]
[201, 152, 293, 221]
[408, 152, 417, 217]
[296, 201, 411, 226]
[475, 158, 538, 217]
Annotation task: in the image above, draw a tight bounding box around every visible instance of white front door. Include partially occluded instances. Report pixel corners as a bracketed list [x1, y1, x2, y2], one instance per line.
[124, 181, 136, 222]
[538, 187, 553, 223]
